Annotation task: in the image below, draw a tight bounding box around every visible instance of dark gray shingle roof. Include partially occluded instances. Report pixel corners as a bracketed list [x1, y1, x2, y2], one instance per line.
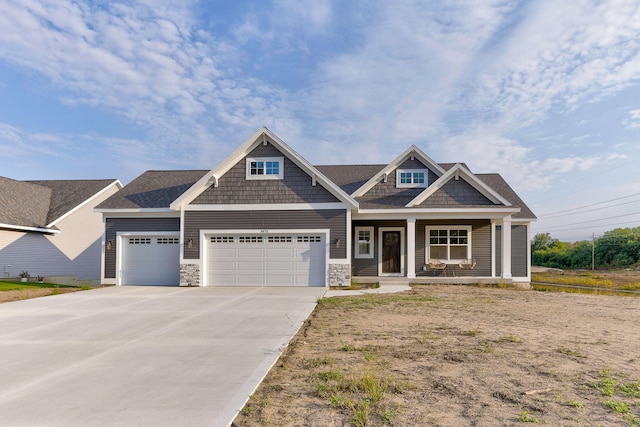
[1, 177, 118, 229]
[27, 180, 118, 224]
[315, 164, 386, 195]
[97, 170, 208, 209]
[0, 177, 51, 227]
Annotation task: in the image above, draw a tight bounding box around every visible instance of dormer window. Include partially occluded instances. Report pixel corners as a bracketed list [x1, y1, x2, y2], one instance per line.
[396, 169, 428, 188]
[246, 157, 284, 180]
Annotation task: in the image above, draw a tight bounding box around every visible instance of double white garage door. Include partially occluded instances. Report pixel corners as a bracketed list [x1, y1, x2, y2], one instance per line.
[121, 233, 326, 287]
[207, 234, 326, 287]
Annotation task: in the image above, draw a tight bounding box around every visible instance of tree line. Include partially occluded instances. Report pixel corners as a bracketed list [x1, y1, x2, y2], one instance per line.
[532, 227, 640, 269]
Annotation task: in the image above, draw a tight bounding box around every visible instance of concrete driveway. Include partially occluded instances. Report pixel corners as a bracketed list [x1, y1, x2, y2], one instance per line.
[0, 285, 325, 427]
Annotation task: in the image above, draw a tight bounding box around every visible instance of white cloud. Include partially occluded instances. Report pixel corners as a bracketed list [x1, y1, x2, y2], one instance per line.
[623, 109, 640, 128]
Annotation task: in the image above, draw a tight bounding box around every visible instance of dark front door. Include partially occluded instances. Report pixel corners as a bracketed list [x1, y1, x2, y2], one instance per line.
[381, 231, 401, 274]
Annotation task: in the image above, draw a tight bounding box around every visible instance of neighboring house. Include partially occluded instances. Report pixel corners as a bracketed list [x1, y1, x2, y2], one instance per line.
[0, 177, 122, 281]
[96, 127, 536, 287]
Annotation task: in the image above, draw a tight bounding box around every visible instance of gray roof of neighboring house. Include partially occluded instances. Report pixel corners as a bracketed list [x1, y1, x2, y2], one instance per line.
[97, 170, 209, 209]
[0, 177, 118, 229]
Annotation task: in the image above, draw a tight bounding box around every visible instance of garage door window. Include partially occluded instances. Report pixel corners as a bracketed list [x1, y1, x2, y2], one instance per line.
[129, 238, 151, 245]
[157, 238, 179, 244]
[268, 236, 293, 243]
[211, 236, 234, 243]
[297, 235, 322, 243]
[239, 236, 263, 243]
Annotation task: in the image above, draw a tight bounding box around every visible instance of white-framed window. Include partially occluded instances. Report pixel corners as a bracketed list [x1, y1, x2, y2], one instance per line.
[396, 169, 429, 188]
[354, 226, 374, 259]
[426, 226, 472, 262]
[246, 156, 284, 180]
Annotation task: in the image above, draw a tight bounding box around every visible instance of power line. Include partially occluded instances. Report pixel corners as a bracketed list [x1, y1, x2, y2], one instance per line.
[533, 219, 640, 234]
[537, 211, 640, 231]
[537, 192, 640, 218]
[538, 198, 640, 220]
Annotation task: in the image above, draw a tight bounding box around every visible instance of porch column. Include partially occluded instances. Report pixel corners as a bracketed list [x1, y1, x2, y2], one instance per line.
[501, 216, 512, 279]
[407, 218, 416, 279]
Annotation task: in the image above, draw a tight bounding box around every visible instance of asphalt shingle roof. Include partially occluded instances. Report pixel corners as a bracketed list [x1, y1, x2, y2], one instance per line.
[97, 170, 208, 209]
[96, 163, 535, 220]
[1, 177, 118, 229]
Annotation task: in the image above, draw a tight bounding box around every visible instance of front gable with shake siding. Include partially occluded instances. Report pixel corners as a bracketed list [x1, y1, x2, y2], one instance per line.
[97, 127, 535, 287]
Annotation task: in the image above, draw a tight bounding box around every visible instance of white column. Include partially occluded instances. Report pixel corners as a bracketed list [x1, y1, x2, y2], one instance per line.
[501, 216, 512, 279]
[407, 218, 416, 279]
[490, 220, 496, 278]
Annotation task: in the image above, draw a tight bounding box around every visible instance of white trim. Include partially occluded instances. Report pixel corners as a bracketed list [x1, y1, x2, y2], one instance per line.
[115, 231, 180, 286]
[406, 163, 512, 207]
[491, 220, 496, 278]
[378, 227, 405, 277]
[501, 217, 512, 279]
[48, 180, 122, 227]
[354, 226, 374, 259]
[95, 208, 177, 214]
[183, 203, 348, 211]
[396, 169, 429, 188]
[354, 208, 520, 220]
[170, 127, 358, 210]
[406, 218, 416, 279]
[425, 225, 473, 264]
[352, 145, 445, 197]
[245, 156, 284, 180]
[201, 228, 331, 287]
[0, 223, 61, 234]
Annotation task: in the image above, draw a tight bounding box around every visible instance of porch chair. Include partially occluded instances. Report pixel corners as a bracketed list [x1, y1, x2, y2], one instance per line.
[428, 258, 447, 276]
[458, 258, 477, 270]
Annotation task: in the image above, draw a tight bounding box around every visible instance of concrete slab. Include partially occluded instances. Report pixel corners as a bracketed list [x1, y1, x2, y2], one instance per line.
[0, 286, 325, 427]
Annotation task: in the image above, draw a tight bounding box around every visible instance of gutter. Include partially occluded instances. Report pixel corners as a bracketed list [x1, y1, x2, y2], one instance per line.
[0, 223, 61, 234]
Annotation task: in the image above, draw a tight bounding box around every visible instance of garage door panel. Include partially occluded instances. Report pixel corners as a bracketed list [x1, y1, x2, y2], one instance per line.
[208, 234, 326, 287]
[267, 247, 295, 257]
[237, 248, 265, 257]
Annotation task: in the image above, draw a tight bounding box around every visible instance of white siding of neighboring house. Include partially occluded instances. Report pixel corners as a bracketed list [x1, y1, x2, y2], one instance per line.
[0, 184, 119, 281]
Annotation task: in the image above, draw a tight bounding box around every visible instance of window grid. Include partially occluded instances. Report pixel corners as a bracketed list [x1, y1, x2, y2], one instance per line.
[297, 236, 322, 243]
[427, 228, 471, 261]
[268, 236, 292, 243]
[211, 236, 234, 243]
[129, 238, 151, 245]
[239, 236, 263, 243]
[157, 238, 179, 244]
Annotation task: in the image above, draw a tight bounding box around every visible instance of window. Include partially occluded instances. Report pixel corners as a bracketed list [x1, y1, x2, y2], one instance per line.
[355, 226, 374, 258]
[157, 238, 179, 244]
[396, 169, 428, 188]
[246, 157, 284, 180]
[297, 235, 322, 243]
[129, 238, 151, 245]
[426, 226, 472, 262]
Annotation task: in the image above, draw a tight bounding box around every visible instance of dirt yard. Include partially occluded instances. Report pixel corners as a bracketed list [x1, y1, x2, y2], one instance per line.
[0, 288, 81, 303]
[233, 285, 640, 426]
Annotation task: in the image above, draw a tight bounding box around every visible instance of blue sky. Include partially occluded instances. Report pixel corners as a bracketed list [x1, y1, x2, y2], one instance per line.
[1, 0, 640, 242]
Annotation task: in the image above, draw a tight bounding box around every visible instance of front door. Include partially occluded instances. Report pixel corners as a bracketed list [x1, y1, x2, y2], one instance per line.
[381, 230, 401, 274]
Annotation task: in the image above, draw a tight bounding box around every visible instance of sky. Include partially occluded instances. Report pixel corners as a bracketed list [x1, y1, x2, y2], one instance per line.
[1, 0, 640, 243]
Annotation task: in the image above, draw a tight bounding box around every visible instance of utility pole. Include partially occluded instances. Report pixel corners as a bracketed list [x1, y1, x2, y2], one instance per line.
[592, 233, 595, 271]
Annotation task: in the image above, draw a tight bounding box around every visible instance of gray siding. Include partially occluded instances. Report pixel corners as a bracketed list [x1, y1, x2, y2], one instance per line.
[416, 219, 492, 277]
[351, 220, 406, 276]
[184, 209, 347, 259]
[512, 224, 528, 277]
[104, 217, 180, 278]
[191, 143, 339, 204]
[495, 224, 529, 277]
[417, 178, 495, 207]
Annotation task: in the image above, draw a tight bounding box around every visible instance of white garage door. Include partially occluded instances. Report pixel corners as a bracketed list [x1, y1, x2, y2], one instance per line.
[122, 236, 180, 286]
[207, 234, 326, 287]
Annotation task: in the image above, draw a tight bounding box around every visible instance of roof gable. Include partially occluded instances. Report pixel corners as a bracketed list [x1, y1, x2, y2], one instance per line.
[351, 145, 445, 197]
[406, 164, 511, 207]
[171, 127, 358, 209]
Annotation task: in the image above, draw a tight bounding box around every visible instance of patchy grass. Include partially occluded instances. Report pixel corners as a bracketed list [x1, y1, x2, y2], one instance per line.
[532, 270, 640, 292]
[0, 281, 77, 291]
[0, 281, 89, 303]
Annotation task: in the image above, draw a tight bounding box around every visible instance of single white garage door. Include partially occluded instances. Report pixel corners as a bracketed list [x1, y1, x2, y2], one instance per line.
[207, 234, 326, 286]
[122, 236, 180, 286]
